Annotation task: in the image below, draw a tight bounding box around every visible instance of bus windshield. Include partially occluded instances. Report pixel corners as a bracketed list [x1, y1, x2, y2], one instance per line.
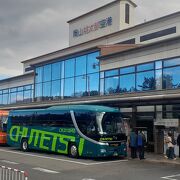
[74, 111, 125, 138]
[97, 112, 125, 135]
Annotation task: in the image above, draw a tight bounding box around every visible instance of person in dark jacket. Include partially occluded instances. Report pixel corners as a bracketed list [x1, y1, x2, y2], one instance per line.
[137, 131, 146, 160]
[129, 129, 137, 159]
[177, 134, 180, 158]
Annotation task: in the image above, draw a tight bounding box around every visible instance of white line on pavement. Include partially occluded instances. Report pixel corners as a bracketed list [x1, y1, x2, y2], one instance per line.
[86, 159, 128, 166]
[33, 167, 59, 174]
[1, 160, 19, 165]
[0, 148, 128, 166]
[161, 174, 180, 180]
[0, 149, 89, 166]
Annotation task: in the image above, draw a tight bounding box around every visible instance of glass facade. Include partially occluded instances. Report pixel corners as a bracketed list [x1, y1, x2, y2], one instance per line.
[0, 84, 33, 105]
[1, 53, 180, 106]
[35, 51, 100, 101]
[102, 57, 180, 95]
[120, 74, 135, 92]
[163, 66, 180, 89]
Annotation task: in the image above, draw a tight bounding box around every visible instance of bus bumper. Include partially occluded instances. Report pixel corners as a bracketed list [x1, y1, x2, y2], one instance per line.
[97, 143, 127, 157]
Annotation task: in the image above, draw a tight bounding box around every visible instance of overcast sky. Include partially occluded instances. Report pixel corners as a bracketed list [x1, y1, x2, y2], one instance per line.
[0, 0, 180, 79]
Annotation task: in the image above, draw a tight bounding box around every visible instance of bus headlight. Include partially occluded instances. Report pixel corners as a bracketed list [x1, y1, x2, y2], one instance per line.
[100, 149, 106, 153]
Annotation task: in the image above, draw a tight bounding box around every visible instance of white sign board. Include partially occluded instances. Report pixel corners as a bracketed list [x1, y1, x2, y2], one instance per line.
[154, 119, 179, 127]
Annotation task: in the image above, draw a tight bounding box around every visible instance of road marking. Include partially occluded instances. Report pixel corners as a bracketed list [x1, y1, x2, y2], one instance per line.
[0, 149, 89, 165]
[82, 178, 96, 180]
[0, 148, 128, 166]
[87, 159, 128, 166]
[161, 174, 180, 180]
[33, 167, 59, 174]
[1, 160, 19, 165]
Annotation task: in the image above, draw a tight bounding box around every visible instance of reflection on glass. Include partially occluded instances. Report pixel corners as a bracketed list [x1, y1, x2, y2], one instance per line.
[65, 58, 75, 78]
[16, 91, 23, 103]
[155, 69, 162, 90]
[155, 61, 162, 69]
[164, 58, 180, 67]
[2, 94, 8, 105]
[120, 66, 135, 75]
[10, 88, 17, 92]
[100, 71, 104, 79]
[35, 67, 43, 83]
[136, 71, 155, 91]
[100, 79, 104, 96]
[17, 87, 23, 92]
[35, 83, 42, 101]
[105, 69, 118, 77]
[163, 66, 180, 89]
[137, 62, 154, 72]
[24, 90, 32, 102]
[75, 55, 86, 76]
[64, 78, 74, 98]
[52, 62, 61, 80]
[61, 61, 65, 79]
[0, 85, 33, 104]
[75, 76, 86, 97]
[61, 79, 64, 98]
[43, 82, 51, 100]
[120, 74, 135, 92]
[52, 80, 60, 100]
[43, 64, 51, 82]
[10, 92, 16, 104]
[24, 85, 32, 90]
[105, 77, 119, 94]
[89, 73, 99, 96]
[87, 52, 99, 74]
[0, 95, 2, 105]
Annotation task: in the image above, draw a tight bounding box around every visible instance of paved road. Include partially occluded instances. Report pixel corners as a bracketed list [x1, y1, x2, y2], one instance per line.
[0, 147, 179, 180]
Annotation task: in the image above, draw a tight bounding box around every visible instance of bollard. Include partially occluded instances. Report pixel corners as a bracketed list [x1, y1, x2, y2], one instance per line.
[0, 166, 28, 180]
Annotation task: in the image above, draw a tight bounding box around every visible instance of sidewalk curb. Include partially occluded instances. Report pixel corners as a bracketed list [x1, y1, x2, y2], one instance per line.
[127, 157, 180, 166]
[145, 159, 180, 166]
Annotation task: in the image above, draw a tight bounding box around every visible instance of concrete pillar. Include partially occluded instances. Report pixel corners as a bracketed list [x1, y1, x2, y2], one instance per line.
[131, 106, 137, 128]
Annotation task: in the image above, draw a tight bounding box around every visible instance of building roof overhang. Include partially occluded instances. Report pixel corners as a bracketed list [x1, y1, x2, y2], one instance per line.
[0, 72, 34, 84]
[1, 89, 180, 110]
[98, 35, 180, 60]
[67, 0, 137, 24]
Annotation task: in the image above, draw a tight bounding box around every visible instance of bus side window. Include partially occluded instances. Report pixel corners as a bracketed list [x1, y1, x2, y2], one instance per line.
[11, 115, 20, 126]
[35, 113, 50, 126]
[49, 112, 73, 127]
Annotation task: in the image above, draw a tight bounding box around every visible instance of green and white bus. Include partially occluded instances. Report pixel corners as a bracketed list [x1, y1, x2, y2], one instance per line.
[7, 105, 127, 158]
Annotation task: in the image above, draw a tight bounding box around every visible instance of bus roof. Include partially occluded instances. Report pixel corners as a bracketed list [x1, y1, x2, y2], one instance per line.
[9, 105, 120, 114]
[48, 105, 119, 112]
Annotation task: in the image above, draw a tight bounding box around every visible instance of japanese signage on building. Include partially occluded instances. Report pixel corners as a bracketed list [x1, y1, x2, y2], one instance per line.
[73, 17, 113, 38]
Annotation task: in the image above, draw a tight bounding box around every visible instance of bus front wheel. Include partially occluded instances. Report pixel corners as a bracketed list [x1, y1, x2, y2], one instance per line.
[21, 138, 29, 152]
[68, 143, 79, 158]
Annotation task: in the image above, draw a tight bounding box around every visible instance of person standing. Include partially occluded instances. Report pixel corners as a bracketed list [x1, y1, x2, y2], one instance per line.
[177, 134, 180, 158]
[129, 129, 137, 159]
[165, 132, 176, 160]
[137, 130, 146, 160]
[164, 134, 169, 158]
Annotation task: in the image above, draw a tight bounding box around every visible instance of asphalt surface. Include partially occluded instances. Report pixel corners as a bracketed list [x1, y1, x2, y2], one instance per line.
[0, 147, 179, 180]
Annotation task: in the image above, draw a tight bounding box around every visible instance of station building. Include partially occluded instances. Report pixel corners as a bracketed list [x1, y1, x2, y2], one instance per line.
[0, 0, 180, 154]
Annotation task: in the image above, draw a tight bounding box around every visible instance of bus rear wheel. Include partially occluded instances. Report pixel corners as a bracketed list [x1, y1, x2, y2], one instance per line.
[68, 143, 79, 158]
[21, 138, 29, 152]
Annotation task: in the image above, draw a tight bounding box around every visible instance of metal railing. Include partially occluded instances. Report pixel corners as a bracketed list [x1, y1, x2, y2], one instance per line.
[0, 166, 28, 180]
